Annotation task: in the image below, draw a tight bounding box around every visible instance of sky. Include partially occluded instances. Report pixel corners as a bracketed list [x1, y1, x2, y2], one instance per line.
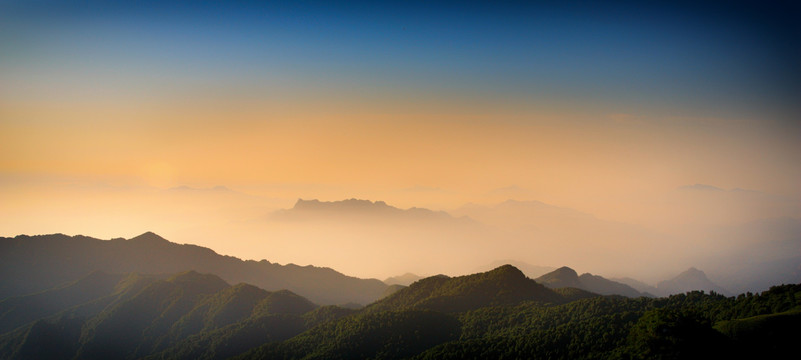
[1, 1, 799, 282]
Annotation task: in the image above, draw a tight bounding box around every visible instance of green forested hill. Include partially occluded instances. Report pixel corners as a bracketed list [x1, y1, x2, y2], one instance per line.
[366, 265, 569, 313]
[0, 271, 323, 360]
[0, 265, 799, 360]
[0, 270, 124, 334]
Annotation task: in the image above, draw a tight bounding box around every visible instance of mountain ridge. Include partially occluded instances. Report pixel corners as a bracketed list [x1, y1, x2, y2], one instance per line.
[0, 232, 388, 306]
[272, 198, 465, 223]
[535, 266, 646, 298]
[657, 267, 730, 296]
[367, 265, 593, 313]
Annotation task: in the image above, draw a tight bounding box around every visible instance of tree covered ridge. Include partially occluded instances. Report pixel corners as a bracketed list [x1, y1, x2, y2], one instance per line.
[366, 264, 566, 313]
[0, 266, 799, 360]
[238, 278, 800, 359]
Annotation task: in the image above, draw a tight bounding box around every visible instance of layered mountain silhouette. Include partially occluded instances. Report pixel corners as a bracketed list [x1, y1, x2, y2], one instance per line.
[0, 271, 127, 334]
[272, 198, 462, 223]
[0, 232, 387, 305]
[472, 259, 556, 279]
[1, 263, 798, 360]
[535, 266, 646, 298]
[383, 273, 423, 286]
[611, 277, 659, 296]
[263, 199, 492, 277]
[656, 267, 730, 296]
[613, 267, 730, 297]
[368, 265, 596, 313]
[0, 270, 321, 360]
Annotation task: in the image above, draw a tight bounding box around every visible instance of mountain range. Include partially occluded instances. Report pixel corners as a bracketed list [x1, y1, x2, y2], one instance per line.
[383, 273, 424, 286]
[0, 229, 742, 308]
[2, 264, 797, 360]
[272, 198, 464, 223]
[656, 267, 730, 296]
[471, 260, 556, 279]
[0, 270, 322, 360]
[0, 232, 387, 306]
[534, 266, 648, 298]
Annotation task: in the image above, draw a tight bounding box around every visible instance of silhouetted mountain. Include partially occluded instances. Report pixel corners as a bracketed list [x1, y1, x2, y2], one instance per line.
[535, 266, 646, 298]
[472, 259, 556, 278]
[273, 198, 462, 223]
[0, 232, 388, 305]
[383, 273, 423, 286]
[367, 265, 573, 313]
[1, 265, 799, 360]
[264, 199, 492, 278]
[656, 267, 730, 296]
[578, 273, 645, 298]
[535, 266, 583, 289]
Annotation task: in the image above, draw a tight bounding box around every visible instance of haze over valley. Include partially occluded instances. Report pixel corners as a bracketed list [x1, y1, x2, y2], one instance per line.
[1, 1, 800, 358]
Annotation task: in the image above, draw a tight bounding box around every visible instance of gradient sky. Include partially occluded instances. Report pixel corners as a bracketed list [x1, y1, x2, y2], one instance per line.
[1, 1, 800, 278]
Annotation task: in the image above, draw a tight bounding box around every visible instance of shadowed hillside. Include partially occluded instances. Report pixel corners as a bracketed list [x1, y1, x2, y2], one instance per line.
[1, 265, 799, 360]
[367, 265, 587, 313]
[0, 232, 388, 305]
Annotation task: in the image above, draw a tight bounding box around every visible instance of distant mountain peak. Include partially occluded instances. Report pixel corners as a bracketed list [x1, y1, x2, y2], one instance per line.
[534, 266, 646, 298]
[657, 267, 729, 296]
[547, 266, 580, 281]
[535, 266, 581, 288]
[682, 267, 703, 275]
[128, 231, 168, 243]
[293, 198, 393, 211]
[369, 264, 564, 313]
[275, 198, 458, 223]
[384, 273, 424, 286]
[488, 264, 527, 280]
[553, 266, 579, 276]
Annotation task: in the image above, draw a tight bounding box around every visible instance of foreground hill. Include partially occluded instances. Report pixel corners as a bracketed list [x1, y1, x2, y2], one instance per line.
[0, 271, 321, 360]
[367, 265, 595, 313]
[0, 271, 125, 334]
[1, 265, 799, 360]
[0, 232, 387, 305]
[241, 277, 801, 359]
[535, 266, 646, 298]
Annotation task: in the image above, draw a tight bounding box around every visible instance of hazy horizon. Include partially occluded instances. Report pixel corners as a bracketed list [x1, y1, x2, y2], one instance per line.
[2, 1, 799, 291]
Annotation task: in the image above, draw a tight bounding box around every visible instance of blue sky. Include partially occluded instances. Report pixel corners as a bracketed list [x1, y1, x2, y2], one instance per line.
[2, 0, 799, 121]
